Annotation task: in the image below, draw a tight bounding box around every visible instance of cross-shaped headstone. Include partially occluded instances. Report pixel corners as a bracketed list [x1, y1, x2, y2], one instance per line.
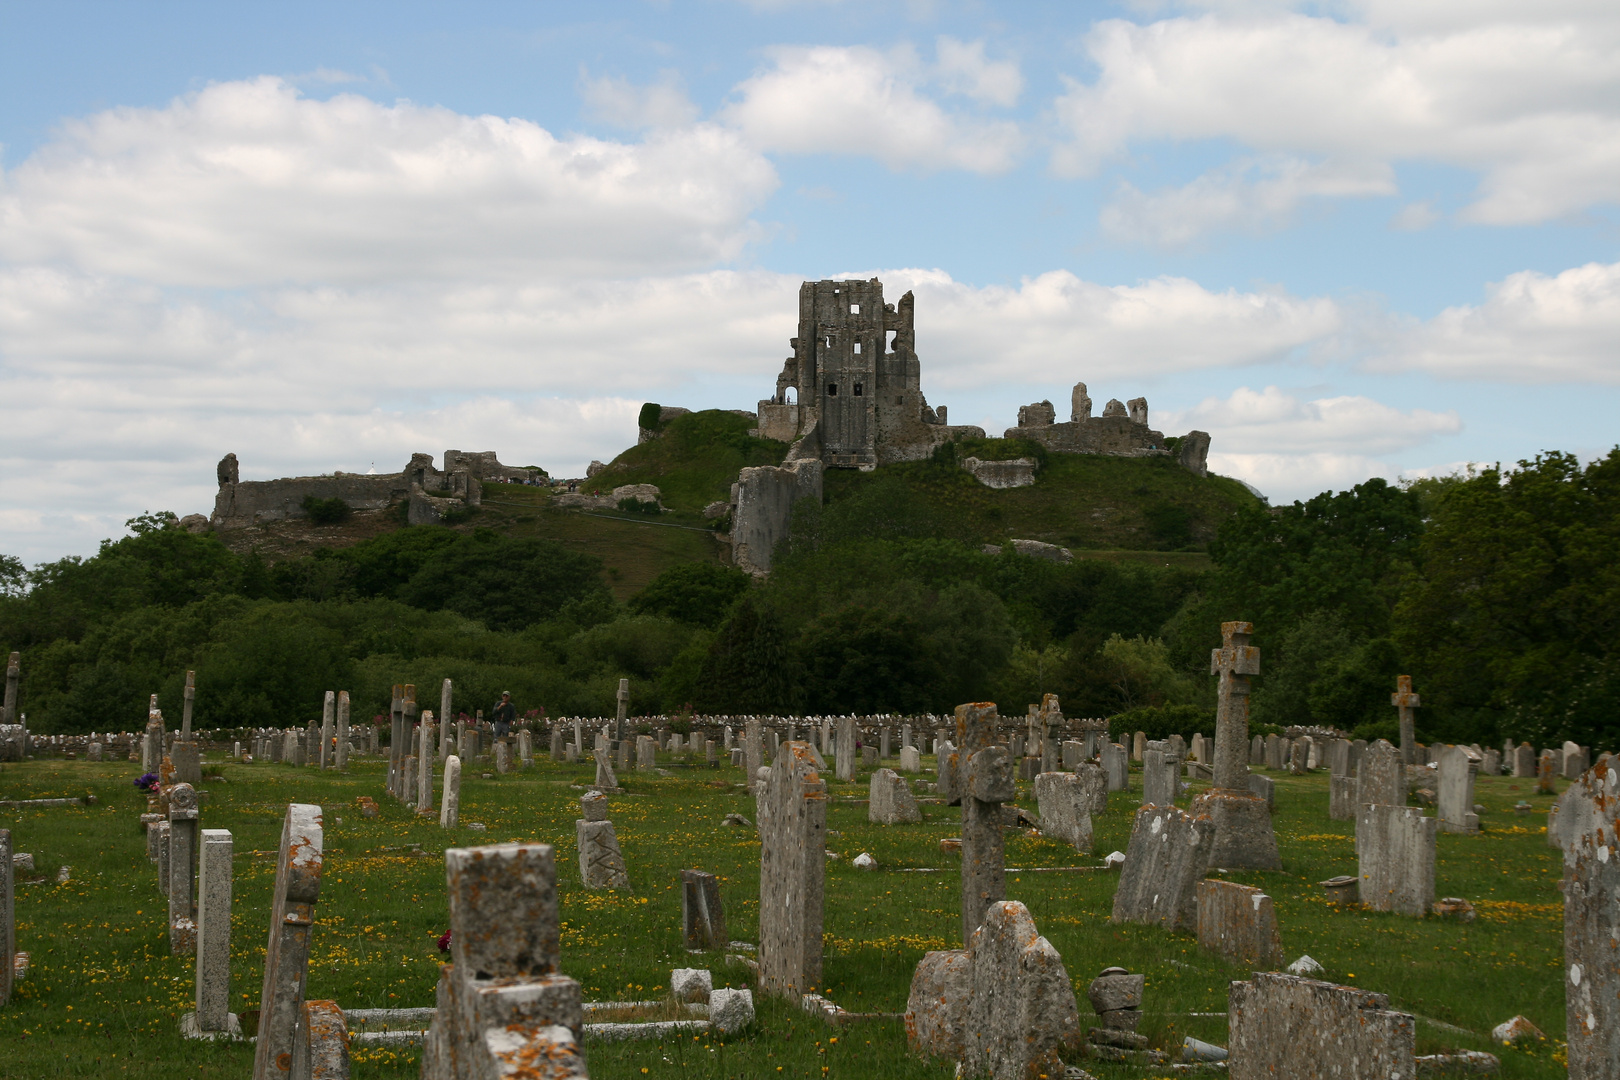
[181, 670, 195, 741]
[1392, 675, 1421, 765]
[615, 678, 630, 741]
[938, 703, 1015, 945]
[1209, 621, 1260, 791]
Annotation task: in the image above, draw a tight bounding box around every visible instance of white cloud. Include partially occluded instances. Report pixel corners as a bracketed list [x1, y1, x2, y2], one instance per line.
[935, 36, 1024, 106]
[0, 76, 777, 287]
[1053, 11, 1620, 223]
[1207, 451, 1403, 504]
[1161, 385, 1462, 454]
[579, 69, 701, 129]
[1388, 200, 1439, 231]
[719, 45, 1023, 173]
[1100, 156, 1394, 247]
[1379, 259, 1620, 383]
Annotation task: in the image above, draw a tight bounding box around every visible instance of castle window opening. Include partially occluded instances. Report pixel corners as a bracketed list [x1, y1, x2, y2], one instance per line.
[849, 303, 859, 314]
[853, 341, 861, 354]
[854, 383, 863, 396]
[886, 329, 897, 352]
[827, 383, 838, 396]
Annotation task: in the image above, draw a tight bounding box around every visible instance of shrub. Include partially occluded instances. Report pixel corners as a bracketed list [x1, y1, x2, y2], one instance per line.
[617, 497, 662, 515]
[1110, 703, 1215, 742]
[301, 495, 352, 525]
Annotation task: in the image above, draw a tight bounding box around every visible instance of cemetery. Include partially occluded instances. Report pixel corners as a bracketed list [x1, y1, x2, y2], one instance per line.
[0, 663, 1588, 1078]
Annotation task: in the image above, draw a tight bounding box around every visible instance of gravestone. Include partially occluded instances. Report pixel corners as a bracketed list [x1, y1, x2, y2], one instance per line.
[1193, 622, 1281, 870]
[1, 651, 16, 724]
[335, 691, 350, 771]
[319, 690, 335, 770]
[1539, 751, 1559, 795]
[1250, 734, 1264, 765]
[1356, 803, 1436, 916]
[938, 703, 1016, 945]
[1191, 732, 1205, 763]
[439, 679, 452, 749]
[1564, 741, 1590, 781]
[494, 740, 511, 775]
[1076, 761, 1108, 815]
[758, 743, 826, 999]
[836, 716, 856, 782]
[1034, 771, 1093, 853]
[905, 901, 1080, 1080]
[1328, 775, 1355, 821]
[577, 792, 629, 889]
[1196, 880, 1282, 969]
[1392, 674, 1421, 765]
[290, 1000, 349, 1079]
[1061, 740, 1083, 769]
[1326, 739, 1350, 778]
[1513, 742, 1535, 778]
[744, 720, 762, 783]
[681, 869, 727, 951]
[1436, 745, 1480, 834]
[418, 718, 436, 811]
[1290, 738, 1309, 775]
[1101, 742, 1129, 791]
[420, 844, 586, 1079]
[615, 677, 630, 741]
[143, 698, 165, 773]
[593, 745, 619, 791]
[899, 745, 922, 773]
[168, 782, 200, 955]
[637, 734, 656, 771]
[439, 755, 461, 828]
[1228, 972, 1414, 1080]
[1560, 759, 1620, 1078]
[1, 828, 12, 1007]
[1132, 731, 1146, 761]
[870, 768, 923, 824]
[1481, 748, 1500, 776]
[1264, 733, 1283, 771]
[1143, 748, 1176, 807]
[183, 828, 237, 1037]
[1357, 739, 1406, 807]
[252, 803, 324, 1080]
[1111, 804, 1216, 931]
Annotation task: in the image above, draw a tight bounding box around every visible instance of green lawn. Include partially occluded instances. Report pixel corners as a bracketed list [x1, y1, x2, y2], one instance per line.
[0, 746, 1567, 1078]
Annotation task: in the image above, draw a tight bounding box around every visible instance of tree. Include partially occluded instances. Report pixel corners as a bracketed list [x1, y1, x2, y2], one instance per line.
[694, 595, 798, 714]
[628, 562, 751, 628]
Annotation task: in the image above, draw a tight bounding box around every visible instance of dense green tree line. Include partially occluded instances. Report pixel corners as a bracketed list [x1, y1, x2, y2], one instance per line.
[2, 448, 1615, 748]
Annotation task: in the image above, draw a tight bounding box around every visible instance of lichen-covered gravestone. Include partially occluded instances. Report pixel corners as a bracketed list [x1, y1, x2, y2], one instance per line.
[938, 703, 1016, 945]
[905, 900, 1080, 1080]
[869, 768, 922, 824]
[1196, 880, 1282, 969]
[1357, 739, 1406, 808]
[1355, 803, 1435, 916]
[1110, 804, 1215, 932]
[1392, 674, 1421, 765]
[1142, 747, 1176, 807]
[1436, 745, 1480, 834]
[1, 828, 12, 1007]
[1228, 972, 1415, 1080]
[167, 782, 200, 955]
[252, 803, 324, 1080]
[1560, 758, 1620, 1079]
[1192, 621, 1281, 870]
[1033, 771, 1092, 853]
[420, 843, 586, 1080]
[576, 792, 629, 889]
[757, 742, 826, 999]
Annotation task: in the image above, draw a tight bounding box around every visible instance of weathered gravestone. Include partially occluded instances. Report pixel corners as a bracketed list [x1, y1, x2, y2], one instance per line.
[1392, 674, 1421, 765]
[1142, 748, 1177, 807]
[170, 672, 202, 786]
[319, 690, 335, 770]
[1228, 972, 1415, 1080]
[1075, 761, 1107, 815]
[681, 869, 727, 951]
[182, 828, 238, 1037]
[744, 720, 763, 783]
[1034, 771, 1093, 853]
[1111, 804, 1216, 931]
[1101, 742, 1129, 791]
[419, 717, 437, 811]
[1356, 803, 1436, 916]
[1357, 739, 1406, 808]
[1265, 733, 1283, 771]
[1329, 774, 1355, 821]
[1564, 741, 1590, 780]
[577, 792, 629, 889]
[1513, 742, 1536, 778]
[1194, 621, 1282, 870]
[335, 691, 350, 771]
[421, 843, 587, 1080]
[870, 768, 923, 824]
[1247, 773, 1274, 811]
[758, 743, 826, 999]
[440, 755, 461, 828]
[592, 745, 619, 792]
[938, 703, 1016, 945]
[1, 651, 16, 725]
[637, 734, 656, 772]
[168, 782, 200, 955]
[252, 803, 324, 1080]
[835, 716, 856, 782]
[290, 999, 349, 1080]
[1559, 758, 1620, 1079]
[1436, 745, 1480, 833]
[899, 745, 922, 773]
[1196, 880, 1282, 969]
[1, 828, 12, 1007]
[1539, 751, 1559, 795]
[905, 900, 1080, 1080]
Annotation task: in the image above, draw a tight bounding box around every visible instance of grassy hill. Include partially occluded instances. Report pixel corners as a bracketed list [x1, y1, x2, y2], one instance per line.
[585, 409, 789, 520]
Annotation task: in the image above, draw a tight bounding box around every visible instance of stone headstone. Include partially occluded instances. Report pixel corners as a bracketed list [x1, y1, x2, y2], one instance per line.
[1392, 674, 1421, 765]
[1101, 742, 1129, 791]
[418, 720, 436, 811]
[1194, 622, 1280, 872]
[186, 828, 237, 1036]
[637, 734, 656, 771]
[252, 804, 324, 1080]
[758, 743, 826, 998]
[577, 794, 629, 890]
[899, 745, 922, 773]
[1228, 972, 1414, 1080]
[1513, 742, 1535, 777]
[835, 716, 856, 782]
[335, 691, 350, 771]
[1436, 745, 1480, 834]
[1111, 804, 1216, 931]
[1482, 748, 1501, 776]
[870, 768, 923, 824]
[290, 999, 349, 1078]
[681, 869, 727, 951]
[319, 690, 335, 769]
[1143, 748, 1176, 807]
[1560, 760, 1620, 1078]
[168, 782, 200, 955]
[1196, 879, 1282, 969]
[1564, 741, 1590, 781]
[1539, 751, 1559, 795]
[1356, 803, 1436, 916]
[905, 901, 1080, 1080]
[1132, 731, 1146, 761]
[1075, 761, 1108, 815]
[421, 844, 586, 1079]
[1326, 739, 1350, 778]
[1328, 775, 1355, 821]
[938, 703, 1015, 945]
[439, 755, 461, 828]
[550, 726, 563, 762]
[1034, 771, 1093, 852]
[1264, 733, 1283, 771]
[1247, 773, 1274, 810]
[0, 829, 12, 1007]
[1357, 739, 1406, 808]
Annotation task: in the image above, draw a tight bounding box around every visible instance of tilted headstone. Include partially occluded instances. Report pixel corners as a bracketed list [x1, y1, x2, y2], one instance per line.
[869, 768, 922, 824]
[421, 843, 586, 1079]
[1196, 880, 1282, 969]
[290, 999, 349, 1080]
[1110, 804, 1215, 931]
[592, 745, 618, 791]
[577, 792, 629, 890]
[252, 803, 324, 1080]
[440, 755, 461, 828]
[184, 828, 238, 1036]
[681, 869, 727, 951]
[757, 743, 826, 998]
[1356, 803, 1436, 916]
[938, 703, 1015, 945]
[1034, 771, 1093, 853]
[1228, 973, 1414, 1080]
[905, 900, 1080, 1079]
[1436, 745, 1480, 834]
[1560, 760, 1620, 1078]
[168, 782, 200, 955]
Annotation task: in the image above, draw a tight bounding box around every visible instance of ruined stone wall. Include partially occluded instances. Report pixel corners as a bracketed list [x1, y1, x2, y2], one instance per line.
[729, 459, 824, 575]
[213, 473, 412, 528]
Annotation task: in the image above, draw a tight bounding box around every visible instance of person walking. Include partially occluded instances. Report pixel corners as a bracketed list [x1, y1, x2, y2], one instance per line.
[491, 691, 517, 740]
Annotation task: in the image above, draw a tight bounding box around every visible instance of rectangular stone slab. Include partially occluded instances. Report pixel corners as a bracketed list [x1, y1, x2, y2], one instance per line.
[1229, 972, 1415, 1080]
[1111, 804, 1216, 931]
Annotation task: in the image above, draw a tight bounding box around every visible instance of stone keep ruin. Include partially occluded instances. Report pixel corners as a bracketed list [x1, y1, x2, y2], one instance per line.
[727, 278, 1213, 573]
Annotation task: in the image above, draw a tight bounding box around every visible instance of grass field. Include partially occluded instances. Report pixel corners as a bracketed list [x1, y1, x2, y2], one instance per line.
[0, 745, 1568, 1078]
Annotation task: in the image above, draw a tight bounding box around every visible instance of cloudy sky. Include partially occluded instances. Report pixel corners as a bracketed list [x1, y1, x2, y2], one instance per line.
[2, 1, 1617, 563]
